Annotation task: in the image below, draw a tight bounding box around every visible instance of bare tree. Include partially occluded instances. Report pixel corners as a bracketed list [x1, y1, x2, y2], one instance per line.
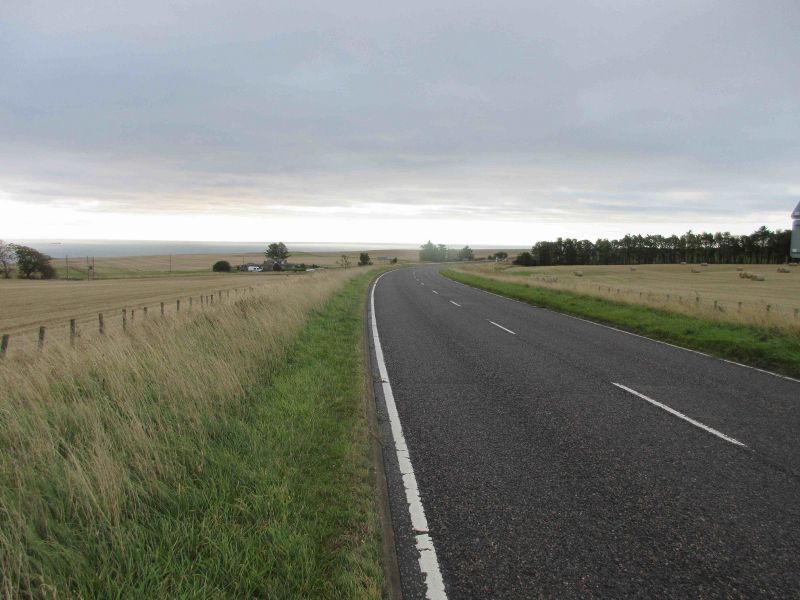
[338, 254, 351, 268]
[0, 240, 14, 278]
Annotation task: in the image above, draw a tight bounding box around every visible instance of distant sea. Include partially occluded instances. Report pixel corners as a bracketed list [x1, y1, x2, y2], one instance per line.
[11, 239, 419, 259]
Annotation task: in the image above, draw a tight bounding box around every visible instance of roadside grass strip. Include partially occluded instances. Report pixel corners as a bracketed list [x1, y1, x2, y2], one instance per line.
[0, 271, 383, 599]
[443, 270, 800, 379]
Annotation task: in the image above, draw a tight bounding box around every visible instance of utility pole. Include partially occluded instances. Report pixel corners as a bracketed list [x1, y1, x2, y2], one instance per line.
[65, 255, 69, 280]
[169, 254, 172, 274]
[791, 201, 800, 259]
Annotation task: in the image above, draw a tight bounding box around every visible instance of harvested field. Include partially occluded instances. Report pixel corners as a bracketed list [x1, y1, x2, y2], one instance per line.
[49, 249, 418, 278]
[0, 272, 309, 354]
[46, 247, 522, 279]
[455, 262, 800, 334]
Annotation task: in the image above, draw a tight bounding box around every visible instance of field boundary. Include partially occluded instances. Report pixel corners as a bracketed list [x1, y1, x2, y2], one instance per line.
[0, 286, 255, 357]
[442, 269, 800, 379]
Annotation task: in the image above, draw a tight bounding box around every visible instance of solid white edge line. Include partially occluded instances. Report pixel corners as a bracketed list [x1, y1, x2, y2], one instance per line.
[444, 275, 800, 384]
[432, 290, 439, 294]
[371, 271, 448, 600]
[449, 300, 461, 307]
[488, 320, 516, 335]
[611, 383, 747, 448]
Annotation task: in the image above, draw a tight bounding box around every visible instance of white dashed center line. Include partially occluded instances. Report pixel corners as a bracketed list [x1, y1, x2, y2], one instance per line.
[488, 320, 516, 335]
[612, 383, 747, 448]
[449, 300, 461, 307]
[432, 290, 439, 295]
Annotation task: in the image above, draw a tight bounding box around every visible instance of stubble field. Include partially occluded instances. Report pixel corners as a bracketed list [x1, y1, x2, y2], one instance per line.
[49, 249, 422, 278]
[455, 262, 800, 334]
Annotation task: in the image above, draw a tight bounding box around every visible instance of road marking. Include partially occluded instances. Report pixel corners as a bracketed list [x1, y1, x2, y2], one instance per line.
[488, 320, 516, 335]
[449, 300, 461, 307]
[371, 272, 448, 600]
[421, 282, 425, 286]
[444, 274, 800, 384]
[611, 383, 747, 448]
[432, 290, 439, 295]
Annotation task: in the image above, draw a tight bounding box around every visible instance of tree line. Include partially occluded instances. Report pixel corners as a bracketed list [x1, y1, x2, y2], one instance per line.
[419, 241, 474, 262]
[514, 226, 794, 266]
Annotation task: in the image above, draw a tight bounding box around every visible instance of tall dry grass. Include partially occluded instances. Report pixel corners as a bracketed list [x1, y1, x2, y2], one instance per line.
[457, 263, 800, 336]
[0, 268, 359, 597]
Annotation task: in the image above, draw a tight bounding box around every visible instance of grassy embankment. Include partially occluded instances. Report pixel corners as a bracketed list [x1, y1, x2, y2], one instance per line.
[0, 268, 383, 598]
[443, 269, 800, 378]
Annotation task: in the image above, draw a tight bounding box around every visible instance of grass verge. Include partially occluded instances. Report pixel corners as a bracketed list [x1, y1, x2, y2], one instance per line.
[0, 270, 383, 598]
[443, 269, 800, 378]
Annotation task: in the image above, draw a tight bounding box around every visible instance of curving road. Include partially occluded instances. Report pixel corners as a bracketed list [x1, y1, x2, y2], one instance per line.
[368, 266, 800, 599]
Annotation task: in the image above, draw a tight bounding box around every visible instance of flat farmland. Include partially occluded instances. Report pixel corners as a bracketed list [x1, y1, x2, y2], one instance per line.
[48, 248, 522, 278]
[50, 249, 422, 278]
[457, 262, 800, 333]
[0, 273, 289, 345]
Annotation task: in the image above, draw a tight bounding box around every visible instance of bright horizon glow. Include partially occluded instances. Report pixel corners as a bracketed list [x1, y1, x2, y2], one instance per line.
[3, 197, 791, 247]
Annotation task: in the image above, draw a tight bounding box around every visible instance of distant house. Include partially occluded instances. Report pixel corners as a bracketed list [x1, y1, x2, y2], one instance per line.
[238, 262, 262, 272]
[262, 258, 289, 271]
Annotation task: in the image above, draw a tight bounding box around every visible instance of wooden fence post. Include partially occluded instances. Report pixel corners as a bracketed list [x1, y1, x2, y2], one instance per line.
[177, 299, 180, 313]
[189, 297, 193, 310]
[0, 334, 8, 358]
[144, 306, 148, 317]
[70, 319, 77, 346]
[38, 326, 46, 349]
[123, 309, 128, 331]
[99, 313, 105, 334]
[160, 302, 165, 316]
[131, 309, 135, 324]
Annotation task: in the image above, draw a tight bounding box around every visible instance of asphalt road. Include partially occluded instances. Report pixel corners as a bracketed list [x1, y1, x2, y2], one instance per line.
[368, 266, 800, 599]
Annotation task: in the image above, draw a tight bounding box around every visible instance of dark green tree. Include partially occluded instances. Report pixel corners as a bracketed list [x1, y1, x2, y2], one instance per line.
[265, 242, 289, 261]
[457, 246, 474, 261]
[212, 260, 232, 272]
[13, 245, 56, 279]
[513, 251, 536, 266]
[358, 252, 372, 266]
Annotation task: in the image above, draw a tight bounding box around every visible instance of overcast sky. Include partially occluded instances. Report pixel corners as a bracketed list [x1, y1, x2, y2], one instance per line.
[2, 0, 799, 245]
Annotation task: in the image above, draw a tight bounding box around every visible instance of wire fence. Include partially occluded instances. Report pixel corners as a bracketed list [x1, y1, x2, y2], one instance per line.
[1, 286, 254, 358]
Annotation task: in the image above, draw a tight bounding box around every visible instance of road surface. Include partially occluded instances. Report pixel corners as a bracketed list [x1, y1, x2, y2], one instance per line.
[368, 266, 800, 599]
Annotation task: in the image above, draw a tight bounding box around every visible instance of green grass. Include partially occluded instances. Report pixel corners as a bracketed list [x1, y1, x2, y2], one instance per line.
[443, 269, 800, 378]
[11, 272, 383, 599]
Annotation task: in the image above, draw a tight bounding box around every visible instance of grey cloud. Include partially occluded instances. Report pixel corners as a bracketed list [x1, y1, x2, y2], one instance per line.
[1, 0, 799, 232]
